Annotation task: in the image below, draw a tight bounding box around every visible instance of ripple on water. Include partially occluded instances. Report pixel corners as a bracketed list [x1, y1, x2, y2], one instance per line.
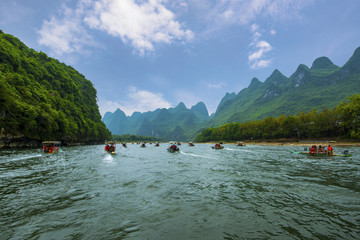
[1, 144, 360, 239]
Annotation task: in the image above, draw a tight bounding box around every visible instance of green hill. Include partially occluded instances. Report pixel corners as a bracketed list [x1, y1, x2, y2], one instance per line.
[0, 30, 111, 147]
[210, 48, 360, 126]
[102, 46, 360, 142]
[103, 102, 211, 141]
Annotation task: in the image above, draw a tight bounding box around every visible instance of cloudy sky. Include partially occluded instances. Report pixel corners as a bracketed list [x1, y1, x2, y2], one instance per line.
[1, 0, 360, 116]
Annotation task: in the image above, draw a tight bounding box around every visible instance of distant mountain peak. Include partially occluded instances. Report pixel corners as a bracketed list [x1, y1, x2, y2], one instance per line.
[113, 108, 127, 118]
[248, 78, 262, 89]
[341, 46, 360, 73]
[290, 64, 309, 87]
[352, 47, 360, 57]
[191, 102, 209, 117]
[175, 102, 187, 109]
[265, 69, 288, 86]
[310, 56, 338, 70]
[225, 92, 236, 97]
[215, 92, 237, 114]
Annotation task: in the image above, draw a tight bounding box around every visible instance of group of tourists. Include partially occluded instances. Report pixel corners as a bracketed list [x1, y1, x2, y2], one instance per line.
[168, 144, 179, 152]
[309, 145, 333, 155]
[43, 145, 58, 153]
[105, 144, 116, 152]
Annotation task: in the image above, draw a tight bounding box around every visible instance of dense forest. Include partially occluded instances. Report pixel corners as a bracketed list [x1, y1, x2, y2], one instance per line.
[103, 102, 210, 141]
[102, 47, 360, 142]
[195, 94, 360, 142]
[112, 134, 165, 142]
[209, 48, 360, 127]
[0, 30, 111, 146]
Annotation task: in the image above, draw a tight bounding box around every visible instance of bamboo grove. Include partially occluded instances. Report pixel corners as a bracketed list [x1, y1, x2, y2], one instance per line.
[195, 94, 360, 142]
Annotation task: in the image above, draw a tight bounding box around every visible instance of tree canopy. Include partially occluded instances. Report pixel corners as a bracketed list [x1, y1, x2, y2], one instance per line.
[0, 30, 111, 144]
[195, 94, 360, 142]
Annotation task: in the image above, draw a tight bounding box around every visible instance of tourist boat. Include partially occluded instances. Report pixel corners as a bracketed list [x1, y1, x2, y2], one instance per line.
[105, 141, 116, 154]
[42, 141, 61, 154]
[188, 142, 195, 146]
[291, 150, 352, 157]
[211, 143, 224, 149]
[236, 142, 245, 146]
[122, 143, 127, 148]
[168, 144, 180, 153]
[141, 143, 146, 148]
[155, 142, 160, 147]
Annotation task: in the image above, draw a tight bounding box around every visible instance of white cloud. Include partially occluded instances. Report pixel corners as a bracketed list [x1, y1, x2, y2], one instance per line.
[126, 87, 172, 115]
[251, 23, 259, 32]
[98, 99, 123, 117]
[98, 87, 172, 116]
[205, 81, 226, 89]
[84, 0, 194, 55]
[248, 25, 273, 69]
[270, 29, 276, 35]
[188, 0, 312, 37]
[173, 89, 200, 110]
[37, 3, 98, 56]
[38, 0, 194, 56]
[250, 59, 272, 69]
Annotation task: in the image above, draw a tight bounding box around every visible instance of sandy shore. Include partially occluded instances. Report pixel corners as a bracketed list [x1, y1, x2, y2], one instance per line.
[194, 140, 360, 147]
[226, 141, 360, 147]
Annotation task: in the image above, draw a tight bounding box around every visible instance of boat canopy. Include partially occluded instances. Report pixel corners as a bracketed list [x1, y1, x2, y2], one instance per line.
[42, 141, 61, 146]
[105, 141, 116, 145]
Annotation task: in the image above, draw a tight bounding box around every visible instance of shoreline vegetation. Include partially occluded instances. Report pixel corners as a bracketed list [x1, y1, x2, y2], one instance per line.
[195, 94, 360, 143]
[207, 140, 360, 147]
[1, 135, 360, 149]
[0, 31, 111, 147]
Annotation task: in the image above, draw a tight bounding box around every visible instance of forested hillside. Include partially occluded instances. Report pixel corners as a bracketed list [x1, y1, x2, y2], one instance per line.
[102, 102, 211, 141]
[0, 30, 111, 147]
[210, 48, 360, 126]
[196, 94, 360, 142]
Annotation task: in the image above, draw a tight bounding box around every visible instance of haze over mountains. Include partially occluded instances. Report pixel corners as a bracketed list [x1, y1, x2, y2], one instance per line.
[103, 46, 360, 141]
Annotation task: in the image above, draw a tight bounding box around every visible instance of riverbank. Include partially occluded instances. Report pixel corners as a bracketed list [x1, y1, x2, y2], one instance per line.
[227, 140, 360, 147]
[196, 139, 360, 147]
[0, 136, 105, 149]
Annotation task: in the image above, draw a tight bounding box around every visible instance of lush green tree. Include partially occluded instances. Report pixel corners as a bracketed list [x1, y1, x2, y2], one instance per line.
[195, 94, 360, 142]
[112, 134, 165, 142]
[0, 30, 111, 144]
[335, 94, 360, 138]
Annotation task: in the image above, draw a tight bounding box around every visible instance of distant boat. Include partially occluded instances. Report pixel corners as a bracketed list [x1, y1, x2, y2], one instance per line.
[141, 143, 146, 148]
[168, 144, 179, 153]
[188, 142, 195, 146]
[155, 142, 160, 147]
[236, 142, 245, 146]
[211, 143, 224, 149]
[42, 141, 61, 154]
[291, 150, 352, 157]
[122, 143, 127, 148]
[105, 141, 116, 154]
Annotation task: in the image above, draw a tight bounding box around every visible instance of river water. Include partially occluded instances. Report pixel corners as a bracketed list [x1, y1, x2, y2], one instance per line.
[1, 143, 360, 239]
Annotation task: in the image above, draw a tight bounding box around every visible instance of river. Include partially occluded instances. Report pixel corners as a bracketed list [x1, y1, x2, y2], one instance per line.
[1, 143, 360, 239]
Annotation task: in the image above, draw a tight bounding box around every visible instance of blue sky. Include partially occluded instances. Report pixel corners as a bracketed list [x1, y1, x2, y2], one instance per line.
[1, 0, 360, 116]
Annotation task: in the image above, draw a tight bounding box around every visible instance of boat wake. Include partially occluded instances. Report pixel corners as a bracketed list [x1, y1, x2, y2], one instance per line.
[225, 148, 237, 151]
[225, 148, 253, 153]
[103, 154, 114, 162]
[180, 151, 215, 159]
[7, 154, 43, 162]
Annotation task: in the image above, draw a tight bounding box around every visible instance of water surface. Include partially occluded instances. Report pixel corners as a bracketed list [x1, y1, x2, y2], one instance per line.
[1, 144, 360, 239]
